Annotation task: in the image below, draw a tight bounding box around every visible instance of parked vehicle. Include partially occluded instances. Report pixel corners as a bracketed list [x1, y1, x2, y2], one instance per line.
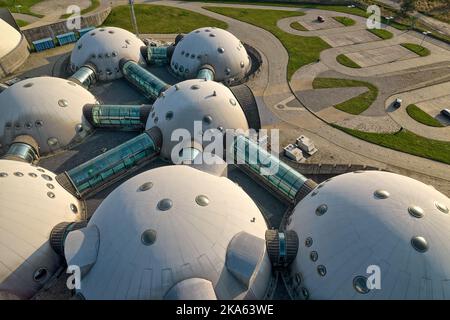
[441, 108, 450, 119]
[317, 16, 325, 22]
[393, 98, 402, 108]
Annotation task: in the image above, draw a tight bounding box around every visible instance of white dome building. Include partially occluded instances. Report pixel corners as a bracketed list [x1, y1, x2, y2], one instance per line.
[64, 165, 271, 300]
[286, 170, 450, 300]
[70, 26, 146, 81]
[146, 79, 249, 161]
[0, 18, 21, 59]
[171, 27, 250, 83]
[0, 159, 83, 299]
[0, 76, 97, 155]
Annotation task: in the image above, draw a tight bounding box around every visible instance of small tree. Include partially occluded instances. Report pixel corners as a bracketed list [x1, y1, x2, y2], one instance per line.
[400, 0, 416, 16]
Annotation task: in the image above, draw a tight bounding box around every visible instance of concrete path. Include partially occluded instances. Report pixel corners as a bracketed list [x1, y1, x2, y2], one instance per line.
[150, 1, 450, 192]
[11, 13, 39, 24]
[385, 81, 450, 141]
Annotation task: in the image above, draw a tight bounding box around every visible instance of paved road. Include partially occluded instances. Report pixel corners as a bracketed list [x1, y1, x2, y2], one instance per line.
[150, 1, 450, 192]
[385, 81, 450, 141]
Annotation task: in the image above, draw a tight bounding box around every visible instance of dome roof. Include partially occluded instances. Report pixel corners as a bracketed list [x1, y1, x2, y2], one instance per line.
[0, 159, 82, 299]
[67, 165, 270, 299]
[70, 27, 145, 81]
[170, 27, 250, 83]
[0, 76, 97, 155]
[145, 79, 249, 160]
[287, 170, 450, 299]
[0, 19, 21, 59]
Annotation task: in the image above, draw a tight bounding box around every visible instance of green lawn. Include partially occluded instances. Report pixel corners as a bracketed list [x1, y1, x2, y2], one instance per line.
[333, 125, 450, 165]
[103, 4, 227, 33]
[290, 21, 308, 31]
[367, 28, 394, 40]
[15, 19, 29, 27]
[0, 0, 44, 17]
[313, 78, 378, 115]
[205, 6, 330, 80]
[61, 0, 100, 19]
[188, 1, 450, 44]
[336, 54, 361, 68]
[400, 43, 431, 57]
[406, 104, 444, 127]
[332, 16, 356, 26]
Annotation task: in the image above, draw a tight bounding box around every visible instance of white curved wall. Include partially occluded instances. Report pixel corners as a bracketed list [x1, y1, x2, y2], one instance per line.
[287, 171, 450, 299]
[0, 19, 21, 59]
[0, 76, 98, 155]
[0, 159, 82, 299]
[70, 26, 145, 81]
[171, 27, 250, 83]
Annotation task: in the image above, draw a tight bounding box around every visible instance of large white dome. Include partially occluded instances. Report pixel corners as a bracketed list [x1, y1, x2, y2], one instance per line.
[171, 27, 250, 83]
[0, 19, 21, 59]
[145, 79, 249, 160]
[70, 27, 145, 81]
[287, 170, 450, 299]
[0, 159, 82, 299]
[65, 165, 270, 299]
[0, 76, 97, 155]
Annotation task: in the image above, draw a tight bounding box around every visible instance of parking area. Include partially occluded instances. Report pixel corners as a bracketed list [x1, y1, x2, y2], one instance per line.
[299, 16, 343, 30]
[321, 30, 380, 47]
[416, 94, 450, 126]
[345, 44, 418, 67]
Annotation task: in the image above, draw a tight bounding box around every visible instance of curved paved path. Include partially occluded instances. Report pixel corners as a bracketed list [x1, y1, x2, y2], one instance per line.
[385, 82, 450, 141]
[151, 1, 450, 191]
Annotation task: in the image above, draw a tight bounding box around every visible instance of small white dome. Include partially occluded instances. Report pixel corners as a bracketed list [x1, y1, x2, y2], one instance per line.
[0, 76, 97, 155]
[145, 79, 249, 160]
[69, 165, 270, 300]
[70, 27, 145, 81]
[0, 159, 82, 298]
[0, 19, 21, 59]
[171, 27, 250, 83]
[287, 170, 450, 299]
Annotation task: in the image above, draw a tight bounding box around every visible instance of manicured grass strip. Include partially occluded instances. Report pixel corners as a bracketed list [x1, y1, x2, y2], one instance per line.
[205, 6, 330, 80]
[313, 78, 377, 115]
[290, 21, 308, 31]
[333, 125, 450, 165]
[0, 0, 44, 17]
[406, 104, 443, 127]
[103, 4, 227, 33]
[400, 43, 431, 57]
[61, 0, 100, 18]
[332, 16, 356, 26]
[15, 19, 29, 27]
[367, 28, 393, 40]
[336, 54, 361, 68]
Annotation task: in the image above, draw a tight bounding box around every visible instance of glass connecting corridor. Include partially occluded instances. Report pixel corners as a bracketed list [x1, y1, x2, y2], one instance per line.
[231, 134, 309, 201]
[83, 104, 150, 130]
[121, 60, 170, 100]
[67, 131, 160, 194]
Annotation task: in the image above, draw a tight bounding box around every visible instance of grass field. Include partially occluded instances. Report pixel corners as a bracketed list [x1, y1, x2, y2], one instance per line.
[103, 4, 227, 33]
[367, 28, 394, 39]
[406, 104, 444, 127]
[336, 54, 361, 68]
[61, 0, 100, 19]
[188, 1, 450, 44]
[313, 78, 378, 115]
[205, 6, 330, 80]
[333, 125, 450, 165]
[290, 21, 308, 31]
[401, 43, 431, 57]
[332, 16, 356, 26]
[15, 19, 29, 27]
[0, 0, 43, 17]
